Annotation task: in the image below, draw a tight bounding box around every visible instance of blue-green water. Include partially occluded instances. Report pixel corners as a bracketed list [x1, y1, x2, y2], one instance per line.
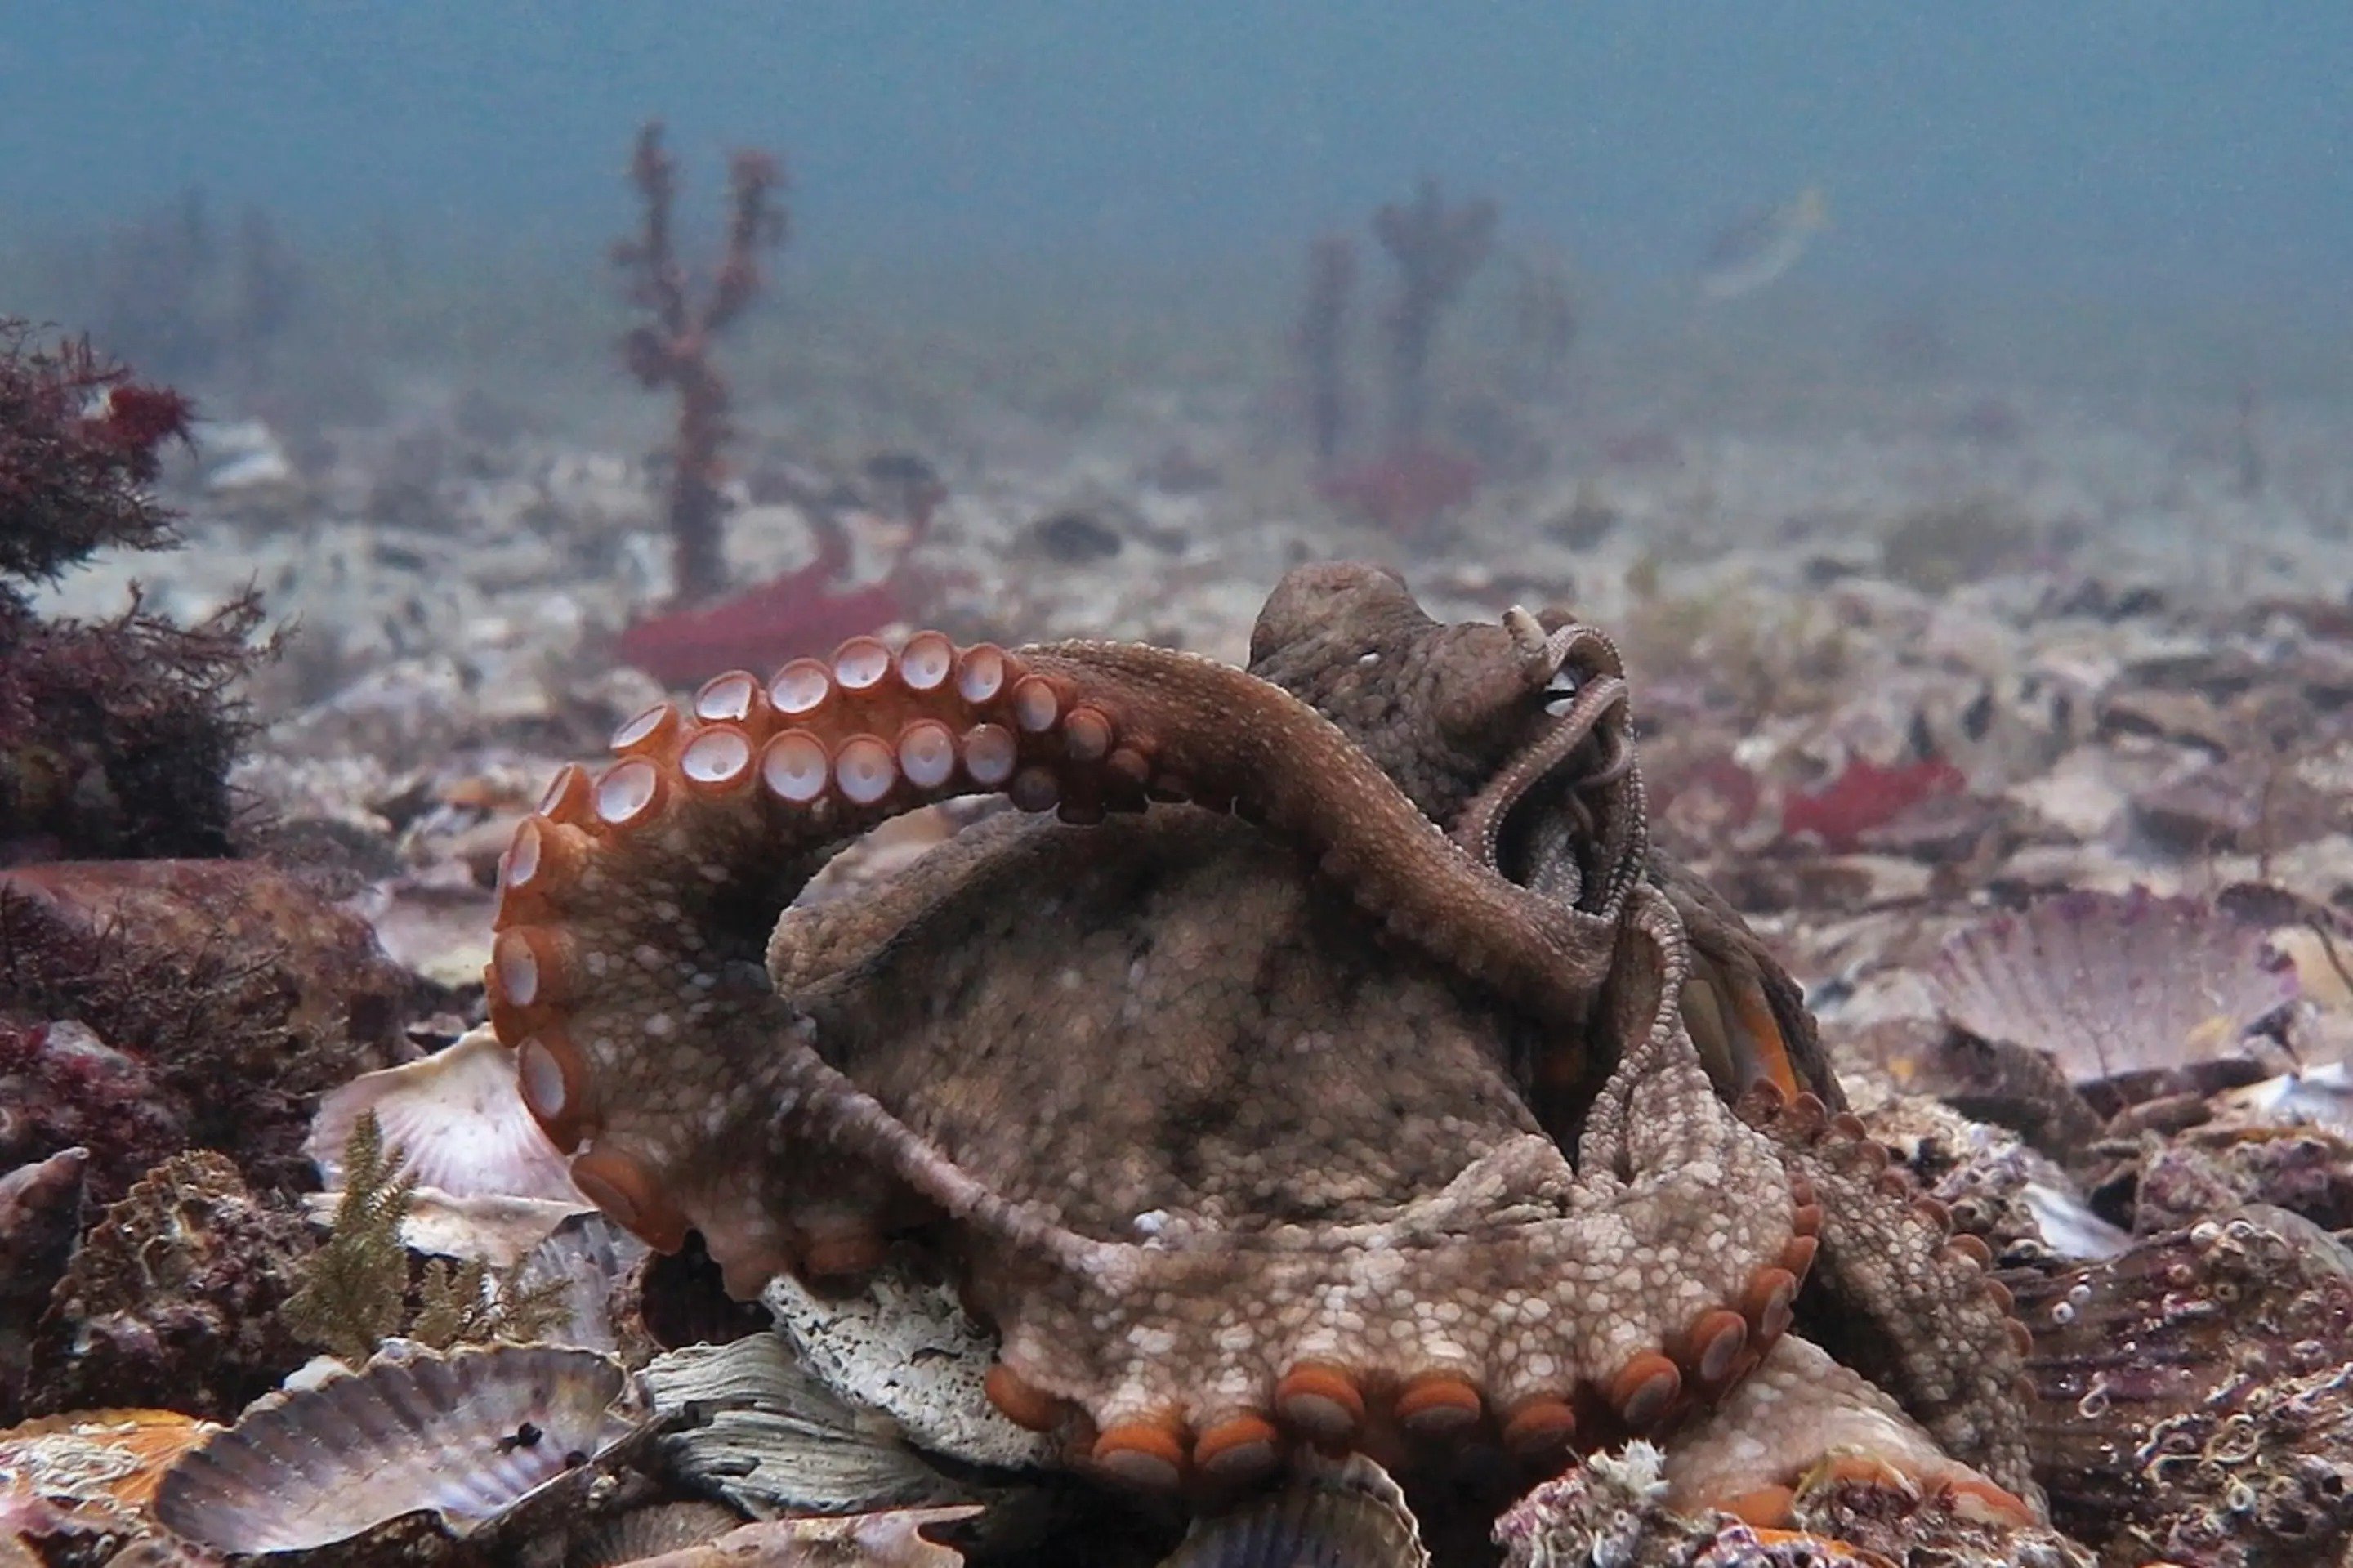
[5, 2, 2346, 292]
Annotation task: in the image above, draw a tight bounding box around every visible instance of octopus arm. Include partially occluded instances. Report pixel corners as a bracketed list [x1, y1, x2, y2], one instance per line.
[484, 630, 1812, 1485]
[1743, 1089, 2041, 1505]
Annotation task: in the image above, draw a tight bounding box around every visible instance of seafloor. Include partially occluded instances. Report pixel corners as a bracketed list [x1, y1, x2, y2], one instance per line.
[7, 269, 2353, 1568]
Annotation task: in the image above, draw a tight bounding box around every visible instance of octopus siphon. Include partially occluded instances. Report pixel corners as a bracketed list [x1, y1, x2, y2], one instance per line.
[485, 561, 2043, 1533]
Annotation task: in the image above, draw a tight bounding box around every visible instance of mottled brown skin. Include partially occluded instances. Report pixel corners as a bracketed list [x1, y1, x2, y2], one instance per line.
[485, 562, 2036, 1518]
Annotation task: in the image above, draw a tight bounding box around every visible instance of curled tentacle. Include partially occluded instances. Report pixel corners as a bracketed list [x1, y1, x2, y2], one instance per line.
[1449, 614, 1645, 941]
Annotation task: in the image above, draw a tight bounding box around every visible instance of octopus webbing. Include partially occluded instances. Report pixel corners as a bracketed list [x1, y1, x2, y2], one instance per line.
[486, 562, 2039, 1523]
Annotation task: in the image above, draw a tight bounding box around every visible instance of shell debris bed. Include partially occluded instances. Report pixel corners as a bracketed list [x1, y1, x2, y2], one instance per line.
[16, 244, 2353, 1568]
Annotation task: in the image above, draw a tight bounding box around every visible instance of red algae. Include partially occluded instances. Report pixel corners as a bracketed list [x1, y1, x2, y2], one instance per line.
[1317, 444, 1481, 537]
[1781, 757, 1967, 851]
[613, 503, 939, 686]
[614, 570, 916, 689]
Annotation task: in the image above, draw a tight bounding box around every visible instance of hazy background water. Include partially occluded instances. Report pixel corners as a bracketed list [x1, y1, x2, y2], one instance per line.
[4, 2, 2348, 422]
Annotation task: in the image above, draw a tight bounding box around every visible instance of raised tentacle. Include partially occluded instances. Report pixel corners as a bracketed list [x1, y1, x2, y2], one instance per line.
[1450, 617, 1643, 919]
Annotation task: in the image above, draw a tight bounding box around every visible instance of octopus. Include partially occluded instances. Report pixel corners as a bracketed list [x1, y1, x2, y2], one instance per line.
[484, 562, 2044, 1534]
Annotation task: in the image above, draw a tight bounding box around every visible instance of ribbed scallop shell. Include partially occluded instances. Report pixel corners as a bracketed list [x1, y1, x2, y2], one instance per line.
[1159, 1454, 1426, 1568]
[153, 1344, 646, 1553]
[308, 1025, 585, 1204]
[1927, 888, 2297, 1089]
[566, 1501, 742, 1568]
[514, 1210, 649, 1351]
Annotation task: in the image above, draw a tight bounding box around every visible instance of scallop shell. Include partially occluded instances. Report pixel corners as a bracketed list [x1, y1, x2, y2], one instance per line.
[305, 1186, 592, 1269]
[568, 1500, 743, 1568]
[1928, 888, 2297, 1092]
[1159, 1453, 1426, 1568]
[152, 1343, 646, 1553]
[308, 1025, 585, 1204]
[515, 1210, 650, 1351]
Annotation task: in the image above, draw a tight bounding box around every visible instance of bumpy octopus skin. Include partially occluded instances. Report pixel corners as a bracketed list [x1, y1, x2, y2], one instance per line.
[485, 563, 2034, 1516]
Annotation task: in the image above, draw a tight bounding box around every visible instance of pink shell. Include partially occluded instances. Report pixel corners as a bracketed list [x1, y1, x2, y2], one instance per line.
[1927, 887, 2297, 1088]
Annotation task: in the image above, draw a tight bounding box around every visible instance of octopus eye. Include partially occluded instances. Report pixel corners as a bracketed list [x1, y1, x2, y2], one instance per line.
[1542, 669, 1580, 717]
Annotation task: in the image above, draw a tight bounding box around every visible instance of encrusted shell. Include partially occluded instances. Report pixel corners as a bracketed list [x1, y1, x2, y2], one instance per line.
[762, 1262, 1056, 1470]
[308, 1024, 585, 1204]
[153, 1343, 646, 1553]
[1928, 888, 2297, 1092]
[2006, 1204, 2353, 1555]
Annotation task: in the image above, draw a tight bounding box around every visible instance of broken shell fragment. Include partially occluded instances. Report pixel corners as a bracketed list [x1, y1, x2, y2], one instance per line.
[0, 1409, 217, 1518]
[152, 1343, 646, 1553]
[614, 1509, 982, 1568]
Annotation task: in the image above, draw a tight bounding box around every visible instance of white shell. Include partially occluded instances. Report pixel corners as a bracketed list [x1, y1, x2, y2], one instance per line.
[301, 1186, 594, 1269]
[764, 1262, 1056, 1471]
[1928, 888, 2297, 1085]
[641, 1333, 989, 1518]
[622, 1510, 981, 1568]
[309, 1025, 584, 1205]
[154, 1344, 645, 1552]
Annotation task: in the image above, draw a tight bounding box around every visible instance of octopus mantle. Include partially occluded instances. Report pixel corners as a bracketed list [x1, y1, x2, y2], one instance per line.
[486, 563, 2038, 1521]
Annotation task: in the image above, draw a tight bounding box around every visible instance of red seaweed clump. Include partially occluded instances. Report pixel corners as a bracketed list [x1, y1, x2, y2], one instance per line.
[0, 860, 412, 1203]
[1646, 748, 1765, 851]
[0, 321, 265, 862]
[1781, 756, 1967, 851]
